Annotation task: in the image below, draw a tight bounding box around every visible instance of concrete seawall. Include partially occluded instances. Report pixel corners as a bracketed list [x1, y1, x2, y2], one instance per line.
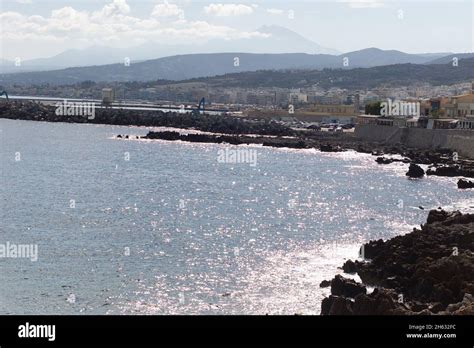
[355, 124, 474, 159]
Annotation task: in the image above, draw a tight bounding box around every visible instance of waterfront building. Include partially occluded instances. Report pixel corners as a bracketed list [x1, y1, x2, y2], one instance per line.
[101, 88, 114, 105]
[457, 119, 474, 129]
[445, 82, 474, 118]
[427, 118, 459, 129]
[308, 104, 356, 114]
[357, 115, 379, 125]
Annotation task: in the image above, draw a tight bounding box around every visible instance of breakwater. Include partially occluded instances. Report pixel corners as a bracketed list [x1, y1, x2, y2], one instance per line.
[355, 124, 474, 159]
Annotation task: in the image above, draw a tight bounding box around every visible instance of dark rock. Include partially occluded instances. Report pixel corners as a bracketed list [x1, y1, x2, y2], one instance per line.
[321, 295, 353, 315]
[319, 280, 332, 288]
[331, 275, 367, 298]
[360, 239, 384, 259]
[406, 163, 425, 178]
[142, 130, 312, 150]
[427, 165, 474, 178]
[351, 288, 407, 315]
[320, 296, 333, 315]
[321, 210, 474, 316]
[426, 209, 462, 224]
[376, 157, 394, 164]
[429, 302, 446, 313]
[263, 139, 307, 149]
[342, 260, 357, 274]
[146, 131, 181, 141]
[458, 179, 474, 189]
[410, 301, 429, 312]
[320, 144, 343, 152]
[376, 156, 408, 165]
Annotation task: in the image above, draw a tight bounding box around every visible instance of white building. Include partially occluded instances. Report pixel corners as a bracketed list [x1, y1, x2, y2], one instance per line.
[102, 88, 115, 105]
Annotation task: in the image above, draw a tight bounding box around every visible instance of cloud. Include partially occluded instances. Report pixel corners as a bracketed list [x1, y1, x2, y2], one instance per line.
[15, 0, 33, 4]
[266, 8, 284, 15]
[204, 3, 254, 17]
[1, 0, 267, 59]
[100, 0, 130, 16]
[338, 0, 385, 9]
[152, 1, 184, 18]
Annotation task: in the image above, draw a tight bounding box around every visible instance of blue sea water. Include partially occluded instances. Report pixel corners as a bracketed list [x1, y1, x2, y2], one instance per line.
[0, 119, 472, 314]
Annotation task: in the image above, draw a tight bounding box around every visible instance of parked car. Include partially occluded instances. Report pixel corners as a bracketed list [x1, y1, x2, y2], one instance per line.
[342, 123, 355, 129]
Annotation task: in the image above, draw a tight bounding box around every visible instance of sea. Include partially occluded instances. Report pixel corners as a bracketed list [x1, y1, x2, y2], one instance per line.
[0, 119, 472, 314]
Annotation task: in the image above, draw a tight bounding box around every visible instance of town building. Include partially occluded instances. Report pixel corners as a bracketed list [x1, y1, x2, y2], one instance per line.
[289, 90, 308, 104]
[101, 88, 114, 105]
[444, 83, 474, 116]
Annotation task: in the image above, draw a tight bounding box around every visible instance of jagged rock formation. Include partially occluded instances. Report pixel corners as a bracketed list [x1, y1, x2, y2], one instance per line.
[321, 210, 474, 315]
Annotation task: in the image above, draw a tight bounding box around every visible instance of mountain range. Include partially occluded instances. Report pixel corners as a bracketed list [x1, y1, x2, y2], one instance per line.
[2, 48, 473, 86]
[0, 25, 338, 74]
[1, 23, 472, 86]
[182, 57, 474, 90]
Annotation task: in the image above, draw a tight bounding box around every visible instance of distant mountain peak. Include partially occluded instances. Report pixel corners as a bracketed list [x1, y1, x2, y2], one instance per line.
[257, 25, 300, 36]
[255, 25, 339, 55]
[360, 47, 384, 52]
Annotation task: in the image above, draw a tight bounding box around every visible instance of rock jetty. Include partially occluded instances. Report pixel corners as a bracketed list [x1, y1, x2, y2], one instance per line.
[3, 101, 474, 173]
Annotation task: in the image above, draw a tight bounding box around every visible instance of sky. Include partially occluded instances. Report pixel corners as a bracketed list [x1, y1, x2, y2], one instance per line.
[1, 0, 473, 60]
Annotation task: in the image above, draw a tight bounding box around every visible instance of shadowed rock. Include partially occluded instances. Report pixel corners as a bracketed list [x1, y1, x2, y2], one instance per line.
[427, 165, 474, 178]
[321, 210, 474, 315]
[330, 275, 367, 298]
[319, 280, 332, 288]
[458, 179, 474, 189]
[342, 259, 357, 274]
[406, 163, 425, 178]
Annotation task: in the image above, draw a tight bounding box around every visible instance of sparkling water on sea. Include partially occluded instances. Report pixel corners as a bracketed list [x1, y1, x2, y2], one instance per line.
[0, 119, 472, 315]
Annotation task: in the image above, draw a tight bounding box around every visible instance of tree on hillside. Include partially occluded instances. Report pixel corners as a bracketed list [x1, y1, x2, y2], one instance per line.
[365, 101, 382, 115]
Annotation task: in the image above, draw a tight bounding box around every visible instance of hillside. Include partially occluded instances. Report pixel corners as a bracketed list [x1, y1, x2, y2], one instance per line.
[183, 58, 474, 89]
[0, 49, 454, 86]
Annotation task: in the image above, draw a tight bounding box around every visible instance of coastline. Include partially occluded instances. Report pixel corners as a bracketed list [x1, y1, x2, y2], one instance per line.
[320, 210, 474, 315]
[1, 109, 473, 317]
[2, 101, 474, 183]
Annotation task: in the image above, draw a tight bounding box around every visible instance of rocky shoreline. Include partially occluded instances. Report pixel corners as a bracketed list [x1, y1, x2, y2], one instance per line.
[2, 101, 474, 182]
[320, 210, 474, 315]
[3, 102, 473, 316]
[135, 130, 474, 182]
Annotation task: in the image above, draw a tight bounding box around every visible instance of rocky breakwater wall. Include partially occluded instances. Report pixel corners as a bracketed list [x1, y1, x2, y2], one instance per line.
[139, 131, 343, 151]
[355, 124, 474, 159]
[0, 101, 294, 137]
[320, 210, 474, 315]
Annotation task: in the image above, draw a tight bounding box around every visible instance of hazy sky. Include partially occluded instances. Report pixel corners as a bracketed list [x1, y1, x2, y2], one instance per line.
[1, 0, 473, 60]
